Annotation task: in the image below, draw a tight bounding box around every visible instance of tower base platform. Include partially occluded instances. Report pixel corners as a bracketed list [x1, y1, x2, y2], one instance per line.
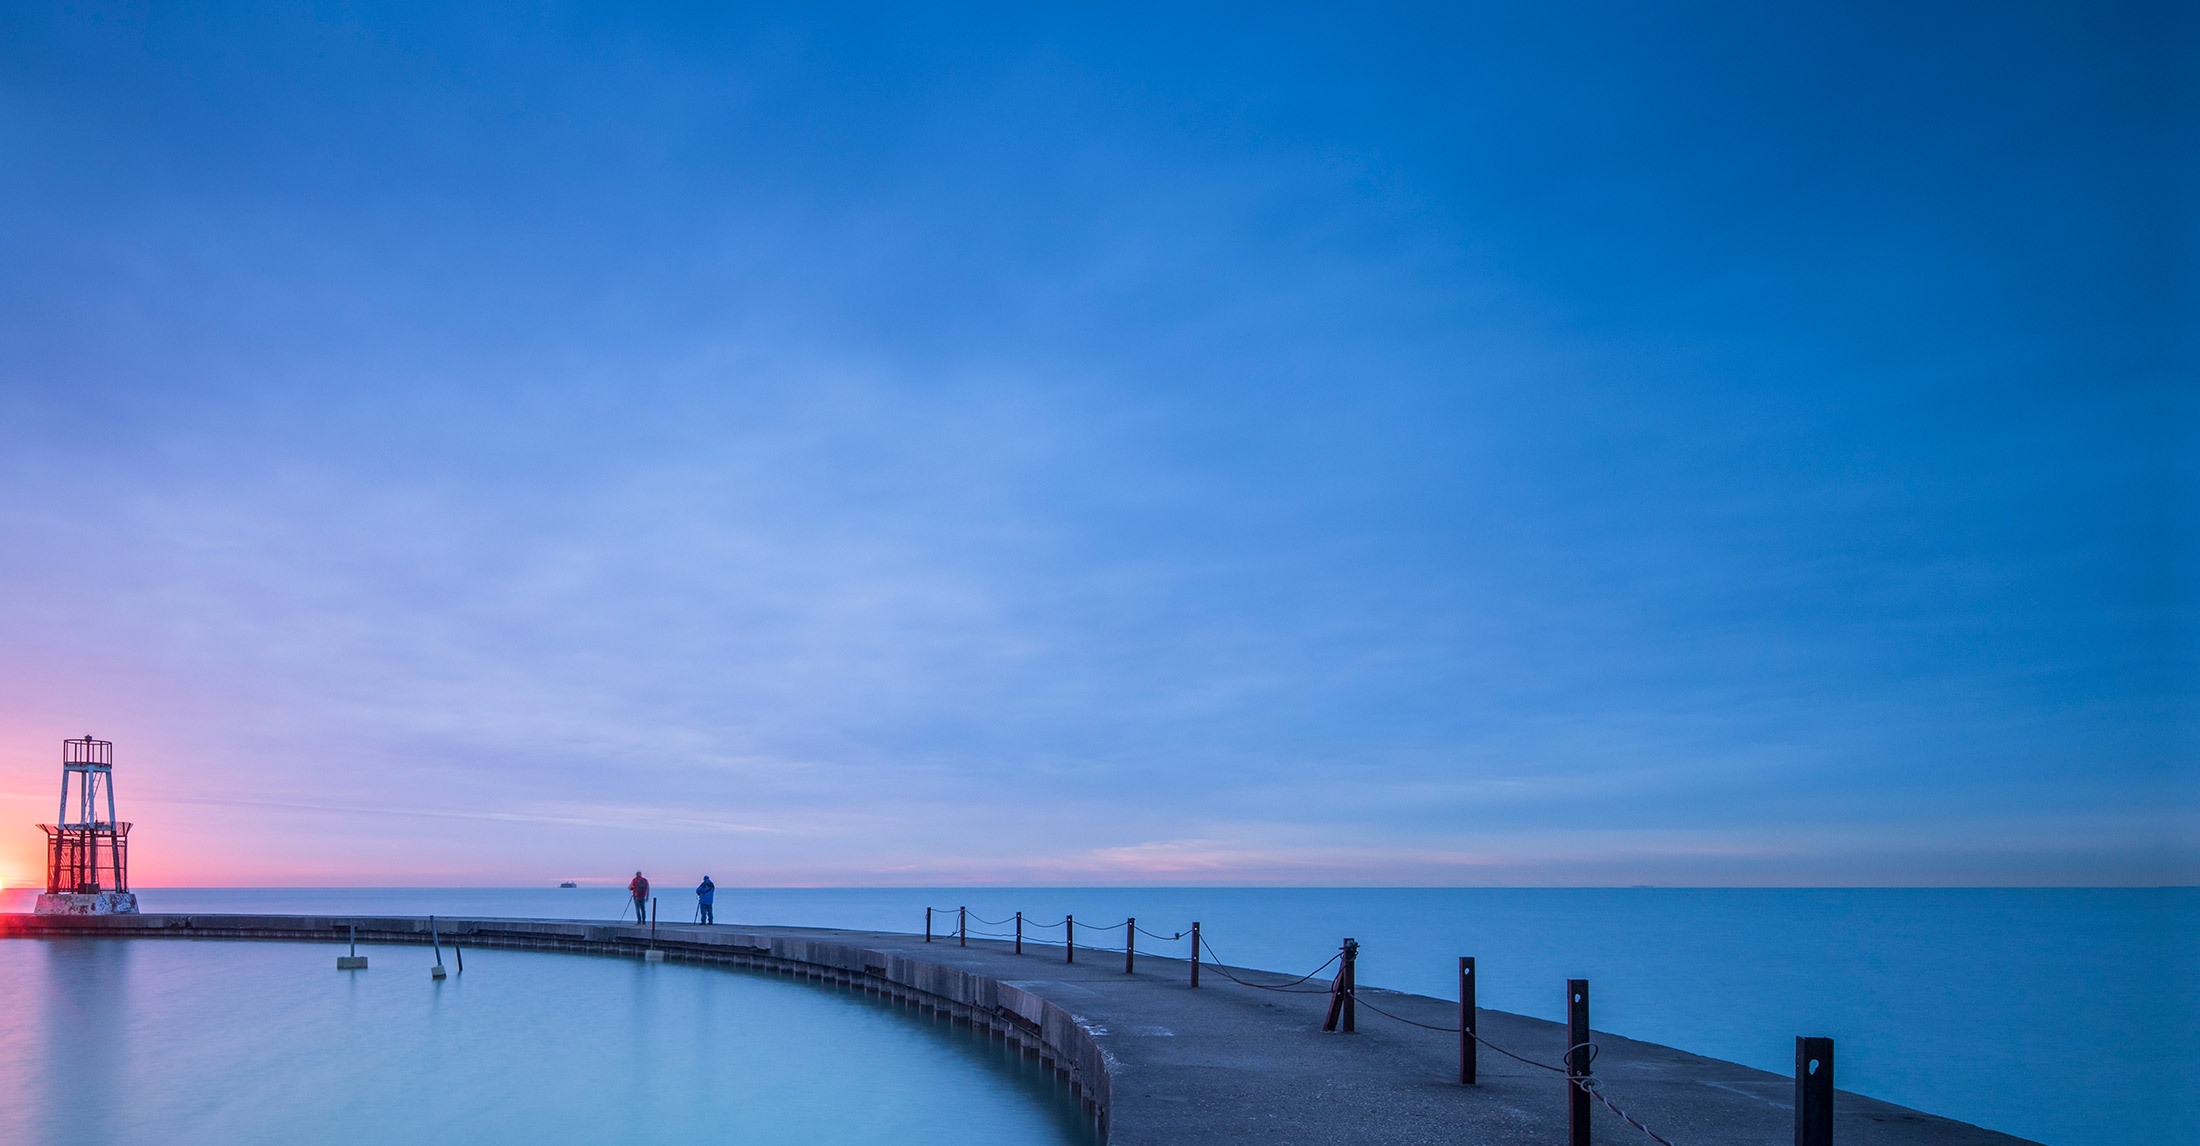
[35, 891, 139, 915]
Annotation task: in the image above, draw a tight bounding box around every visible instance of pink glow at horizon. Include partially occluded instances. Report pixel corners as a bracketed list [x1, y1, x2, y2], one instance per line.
[0, 720, 2170, 889]
[0, 642, 2184, 888]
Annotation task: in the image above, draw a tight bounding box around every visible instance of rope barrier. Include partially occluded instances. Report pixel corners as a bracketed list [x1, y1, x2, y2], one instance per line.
[934, 911, 1187, 935]
[1350, 996, 1568, 1072]
[940, 912, 1186, 934]
[1574, 1071, 1678, 1146]
[974, 915, 1152, 949]
[1195, 937, 1341, 993]
[1349, 997, 1679, 1145]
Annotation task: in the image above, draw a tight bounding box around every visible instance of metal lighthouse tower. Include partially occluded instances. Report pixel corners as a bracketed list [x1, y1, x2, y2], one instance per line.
[35, 734, 138, 915]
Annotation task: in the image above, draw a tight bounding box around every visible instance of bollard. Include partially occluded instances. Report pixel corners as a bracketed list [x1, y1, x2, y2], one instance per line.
[1015, 911, 1023, 955]
[959, 906, 967, 947]
[1322, 938, 1358, 1032]
[1066, 915, 1075, 964]
[1343, 939, 1357, 1031]
[1190, 922, 1201, 987]
[338, 923, 367, 970]
[1459, 956, 1476, 1085]
[429, 915, 446, 980]
[1125, 917, 1136, 974]
[1796, 1037, 1834, 1146]
[1566, 979, 1591, 1146]
[926, 907, 933, 943]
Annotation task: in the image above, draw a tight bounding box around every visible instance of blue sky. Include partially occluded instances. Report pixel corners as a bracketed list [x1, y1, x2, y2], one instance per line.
[0, 2, 2185, 885]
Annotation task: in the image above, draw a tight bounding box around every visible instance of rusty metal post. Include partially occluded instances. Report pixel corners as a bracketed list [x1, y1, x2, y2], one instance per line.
[1796, 1037, 1834, 1146]
[1460, 956, 1477, 1084]
[925, 907, 932, 942]
[1066, 915, 1075, 963]
[1343, 939, 1357, 1032]
[959, 905, 967, 947]
[643, 897, 666, 962]
[1567, 979, 1591, 1146]
[338, 923, 367, 970]
[1322, 938, 1358, 1032]
[1125, 917, 1136, 973]
[1015, 911, 1023, 954]
[1190, 922, 1201, 987]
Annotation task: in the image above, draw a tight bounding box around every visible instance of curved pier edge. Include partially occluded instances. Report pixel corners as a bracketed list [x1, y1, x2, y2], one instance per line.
[3, 911, 2047, 1146]
[0, 913, 1114, 1138]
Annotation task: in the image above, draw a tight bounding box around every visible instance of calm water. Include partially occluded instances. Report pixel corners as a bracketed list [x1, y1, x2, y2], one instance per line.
[3, 886, 2188, 1146]
[0, 934, 1095, 1146]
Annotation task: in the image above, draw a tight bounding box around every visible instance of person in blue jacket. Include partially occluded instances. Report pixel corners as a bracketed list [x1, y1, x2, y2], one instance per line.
[695, 875, 716, 925]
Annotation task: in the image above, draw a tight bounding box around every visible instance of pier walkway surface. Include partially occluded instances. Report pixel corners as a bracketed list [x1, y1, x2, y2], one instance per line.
[0, 913, 2038, 1146]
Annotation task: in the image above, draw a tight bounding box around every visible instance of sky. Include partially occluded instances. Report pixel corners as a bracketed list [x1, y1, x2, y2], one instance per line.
[0, 1, 2186, 887]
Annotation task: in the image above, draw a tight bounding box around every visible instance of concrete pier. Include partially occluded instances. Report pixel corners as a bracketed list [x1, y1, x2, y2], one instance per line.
[0, 913, 2039, 1146]
[31, 890, 138, 915]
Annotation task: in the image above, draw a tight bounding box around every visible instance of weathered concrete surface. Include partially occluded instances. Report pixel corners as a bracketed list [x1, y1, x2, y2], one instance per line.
[0, 913, 2038, 1146]
[32, 890, 137, 914]
[841, 930, 2039, 1146]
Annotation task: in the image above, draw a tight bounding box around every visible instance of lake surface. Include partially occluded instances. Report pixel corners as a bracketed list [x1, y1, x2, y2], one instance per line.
[3, 885, 2188, 1146]
[0, 934, 1095, 1146]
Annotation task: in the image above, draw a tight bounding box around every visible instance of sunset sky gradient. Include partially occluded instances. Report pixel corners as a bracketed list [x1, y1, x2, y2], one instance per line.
[0, 2, 2184, 887]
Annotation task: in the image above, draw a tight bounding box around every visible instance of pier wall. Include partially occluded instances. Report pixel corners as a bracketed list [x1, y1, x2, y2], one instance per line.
[0, 913, 1114, 1136]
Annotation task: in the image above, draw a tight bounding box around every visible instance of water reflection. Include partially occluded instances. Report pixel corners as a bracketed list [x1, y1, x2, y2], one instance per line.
[0, 939, 1096, 1146]
[35, 940, 131, 1141]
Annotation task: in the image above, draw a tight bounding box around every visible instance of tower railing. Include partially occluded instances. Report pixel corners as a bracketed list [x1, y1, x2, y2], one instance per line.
[42, 736, 130, 895]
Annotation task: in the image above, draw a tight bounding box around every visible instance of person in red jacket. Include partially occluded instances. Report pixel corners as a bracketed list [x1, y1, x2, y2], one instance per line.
[628, 871, 649, 924]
